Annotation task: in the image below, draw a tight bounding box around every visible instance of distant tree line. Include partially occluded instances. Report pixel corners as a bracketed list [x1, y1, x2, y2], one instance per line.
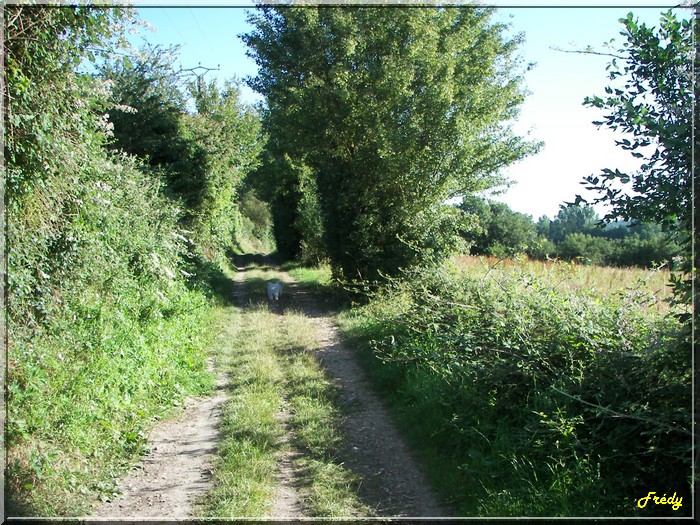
[459, 197, 681, 268]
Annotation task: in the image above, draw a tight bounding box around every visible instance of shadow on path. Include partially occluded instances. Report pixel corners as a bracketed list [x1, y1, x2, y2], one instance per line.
[244, 254, 450, 518]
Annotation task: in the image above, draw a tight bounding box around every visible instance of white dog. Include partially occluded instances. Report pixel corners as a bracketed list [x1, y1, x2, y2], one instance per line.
[267, 281, 283, 301]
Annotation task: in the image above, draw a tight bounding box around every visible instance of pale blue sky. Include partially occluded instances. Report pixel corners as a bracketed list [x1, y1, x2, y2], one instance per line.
[132, 2, 690, 220]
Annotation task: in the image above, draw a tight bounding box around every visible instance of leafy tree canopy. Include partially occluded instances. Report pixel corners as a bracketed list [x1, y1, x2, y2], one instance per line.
[576, 10, 693, 246]
[460, 196, 538, 257]
[548, 204, 600, 243]
[244, 6, 539, 281]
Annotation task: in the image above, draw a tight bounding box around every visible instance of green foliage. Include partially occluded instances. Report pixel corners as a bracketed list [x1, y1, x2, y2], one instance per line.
[5, 5, 134, 202]
[526, 235, 557, 261]
[244, 7, 538, 281]
[458, 198, 677, 267]
[100, 45, 189, 170]
[183, 79, 265, 258]
[341, 260, 690, 516]
[101, 48, 264, 260]
[460, 196, 538, 257]
[238, 188, 276, 254]
[249, 151, 307, 259]
[577, 10, 693, 312]
[7, 111, 213, 517]
[580, 11, 692, 231]
[556, 232, 613, 265]
[608, 231, 681, 268]
[5, 7, 214, 515]
[547, 204, 599, 243]
[295, 167, 328, 266]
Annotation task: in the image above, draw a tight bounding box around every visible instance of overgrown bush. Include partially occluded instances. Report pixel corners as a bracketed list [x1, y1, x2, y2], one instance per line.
[341, 260, 691, 516]
[5, 7, 214, 515]
[238, 188, 276, 254]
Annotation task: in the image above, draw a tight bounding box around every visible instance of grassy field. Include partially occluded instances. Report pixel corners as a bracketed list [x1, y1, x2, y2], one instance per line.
[455, 255, 675, 308]
[333, 255, 691, 517]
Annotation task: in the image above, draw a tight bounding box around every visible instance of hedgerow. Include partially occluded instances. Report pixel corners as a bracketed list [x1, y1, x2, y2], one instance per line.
[341, 260, 690, 516]
[5, 7, 214, 515]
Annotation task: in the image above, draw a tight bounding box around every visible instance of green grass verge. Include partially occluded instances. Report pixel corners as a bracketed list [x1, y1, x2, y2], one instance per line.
[283, 262, 345, 309]
[277, 312, 371, 517]
[6, 285, 215, 516]
[199, 261, 368, 517]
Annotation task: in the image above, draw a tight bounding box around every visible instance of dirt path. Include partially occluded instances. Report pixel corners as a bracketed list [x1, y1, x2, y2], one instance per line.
[276, 271, 448, 517]
[90, 256, 448, 518]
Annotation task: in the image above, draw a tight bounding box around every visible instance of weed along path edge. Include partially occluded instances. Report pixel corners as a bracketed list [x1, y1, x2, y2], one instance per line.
[90, 361, 228, 518]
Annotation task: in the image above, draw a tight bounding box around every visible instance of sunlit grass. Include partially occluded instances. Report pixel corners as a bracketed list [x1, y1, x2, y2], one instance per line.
[284, 263, 333, 285]
[277, 311, 370, 517]
[201, 262, 368, 517]
[6, 287, 215, 516]
[453, 255, 674, 309]
[200, 304, 284, 518]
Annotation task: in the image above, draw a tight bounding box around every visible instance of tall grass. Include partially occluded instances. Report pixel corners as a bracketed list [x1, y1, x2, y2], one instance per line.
[456, 255, 674, 307]
[337, 256, 691, 517]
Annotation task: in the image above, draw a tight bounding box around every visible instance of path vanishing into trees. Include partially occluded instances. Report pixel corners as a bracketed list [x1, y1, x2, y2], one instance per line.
[92, 255, 448, 519]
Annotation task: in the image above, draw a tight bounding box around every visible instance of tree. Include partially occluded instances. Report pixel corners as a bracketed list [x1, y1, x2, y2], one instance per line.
[99, 46, 208, 210]
[575, 9, 693, 301]
[243, 6, 538, 281]
[101, 48, 264, 258]
[484, 202, 537, 257]
[535, 215, 552, 238]
[547, 204, 599, 243]
[460, 197, 538, 257]
[248, 147, 309, 260]
[557, 233, 613, 265]
[181, 78, 264, 257]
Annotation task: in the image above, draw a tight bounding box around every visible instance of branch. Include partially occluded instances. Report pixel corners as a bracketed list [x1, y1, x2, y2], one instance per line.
[550, 386, 691, 436]
[551, 46, 626, 61]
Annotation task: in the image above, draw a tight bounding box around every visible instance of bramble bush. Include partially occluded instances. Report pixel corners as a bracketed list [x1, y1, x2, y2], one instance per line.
[341, 260, 690, 516]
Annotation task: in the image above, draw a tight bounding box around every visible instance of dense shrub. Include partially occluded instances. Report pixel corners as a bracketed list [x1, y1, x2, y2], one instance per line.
[342, 261, 690, 516]
[102, 49, 265, 262]
[556, 232, 613, 265]
[7, 143, 214, 516]
[5, 7, 214, 515]
[461, 197, 538, 257]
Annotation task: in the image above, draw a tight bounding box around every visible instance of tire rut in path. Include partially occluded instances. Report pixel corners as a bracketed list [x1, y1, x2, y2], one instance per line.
[277, 271, 449, 517]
